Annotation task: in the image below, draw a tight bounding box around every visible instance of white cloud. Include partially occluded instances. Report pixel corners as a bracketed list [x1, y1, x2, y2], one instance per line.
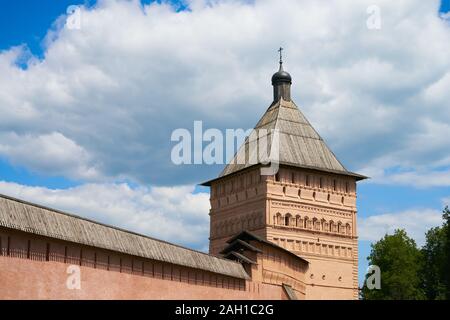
[440, 11, 450, 20]
[0, 132, 99, 180]
[358, 208, 443, 245]
[370, 168, 450, 188]
[443, 196, 450, 207]
[359, 118, 450, 186]
[0, 0, 449, 186]
[0, 180, 210, 250]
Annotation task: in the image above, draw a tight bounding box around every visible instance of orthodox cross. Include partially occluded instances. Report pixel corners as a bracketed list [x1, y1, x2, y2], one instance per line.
[278, 47, 283, 65]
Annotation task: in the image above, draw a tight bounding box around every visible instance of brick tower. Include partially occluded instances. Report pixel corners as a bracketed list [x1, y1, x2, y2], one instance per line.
[202, 52, 367, 299]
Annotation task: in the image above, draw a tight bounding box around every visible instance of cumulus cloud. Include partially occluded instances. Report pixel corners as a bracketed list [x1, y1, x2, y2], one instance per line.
[0, 180, 211, 250]
[0, 0, 449, 186]
[0, 132, 99, 180]
[358, 208, 444, 245]
[442, 196, 450, 206]
[363, 167, 450, 188]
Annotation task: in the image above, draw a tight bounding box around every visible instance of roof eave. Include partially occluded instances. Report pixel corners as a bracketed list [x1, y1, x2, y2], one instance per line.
[220, 239, 263, 255]
[227, 230, 309, 265]
[199, 164, 263, 186]
[200, 162, 369, 186]
[224, 251, 257, 265]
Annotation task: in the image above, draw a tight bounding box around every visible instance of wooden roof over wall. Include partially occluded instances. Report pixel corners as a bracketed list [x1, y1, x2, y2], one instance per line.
[225, 230, 309, 265]
[0, 193, 249, 280]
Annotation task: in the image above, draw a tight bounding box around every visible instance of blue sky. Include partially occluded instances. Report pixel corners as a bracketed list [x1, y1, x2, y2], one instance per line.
[0, 0, 92, 58]
[0, 0, 190, 57]
[0, 0, 449, 285]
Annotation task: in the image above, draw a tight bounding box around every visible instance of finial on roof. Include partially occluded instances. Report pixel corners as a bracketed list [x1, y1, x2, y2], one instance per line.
[278, 47, 284, 69]
[272, 47, 292, 101]
[272, 47, 292, 85]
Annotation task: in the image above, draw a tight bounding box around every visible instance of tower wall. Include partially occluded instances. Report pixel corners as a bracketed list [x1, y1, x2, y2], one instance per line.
[209, 168, 268, 255]
[209, 166, 359, 299]
[265, 167, 359, 299]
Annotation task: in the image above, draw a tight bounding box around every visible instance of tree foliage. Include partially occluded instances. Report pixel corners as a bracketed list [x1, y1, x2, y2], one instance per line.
[362, 229, 424, 300]
[421, 225, 447, 299]
[421, 206, 450, 300]
[363, 207, 450, 300]
[442, 206, 450, 299]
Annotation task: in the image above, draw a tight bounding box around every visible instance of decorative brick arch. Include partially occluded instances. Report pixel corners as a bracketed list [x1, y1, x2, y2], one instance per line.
[312, 217, 319, 231]
[337, 221, 343, 234]
[228, 220, 235, 234]
[329, 220, 336, 233]
[295, 215, 301, 228]
[321, 218, 327, 231]
[285, 213, 292, 226]
[252, 215, 258, 228]
[304, 216, 311, 229]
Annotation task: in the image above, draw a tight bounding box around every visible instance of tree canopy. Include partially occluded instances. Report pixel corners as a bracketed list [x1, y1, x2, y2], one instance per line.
[363, 206, 450, 300]
[362, 229, 424, 300]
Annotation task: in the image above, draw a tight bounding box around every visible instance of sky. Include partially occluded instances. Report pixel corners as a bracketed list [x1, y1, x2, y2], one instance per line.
[0, 0, 449, 285]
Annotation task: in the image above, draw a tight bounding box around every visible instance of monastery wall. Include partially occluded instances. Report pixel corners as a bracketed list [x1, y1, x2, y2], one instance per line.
[0, 256, 291, 300]
[0, 228, 287, 300]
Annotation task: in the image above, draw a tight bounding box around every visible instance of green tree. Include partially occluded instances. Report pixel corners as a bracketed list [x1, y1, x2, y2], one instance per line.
[362, 229, 425, 300]
[443, 206, 450, 299]
[421, 225, 447, 299]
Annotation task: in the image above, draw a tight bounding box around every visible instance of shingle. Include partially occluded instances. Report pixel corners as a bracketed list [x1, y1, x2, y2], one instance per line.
[220, 98, 353, 177]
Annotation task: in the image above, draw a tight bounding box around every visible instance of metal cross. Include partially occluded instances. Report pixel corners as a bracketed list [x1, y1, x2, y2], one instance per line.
[278, 47, 283, 65]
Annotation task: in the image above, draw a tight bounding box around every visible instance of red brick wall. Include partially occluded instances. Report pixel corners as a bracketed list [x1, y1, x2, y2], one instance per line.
[0, 256, 288, 299]
[0, 228, 285, 300]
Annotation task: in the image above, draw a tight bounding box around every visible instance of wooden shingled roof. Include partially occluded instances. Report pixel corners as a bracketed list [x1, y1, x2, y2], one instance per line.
[0, 193, 249, 280]
[225, 230, 309, 265]
[215, 97, 366, 181]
